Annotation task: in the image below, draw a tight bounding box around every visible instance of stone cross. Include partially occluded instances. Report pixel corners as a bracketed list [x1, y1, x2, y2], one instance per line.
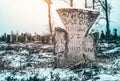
[54, 8, 99, 68]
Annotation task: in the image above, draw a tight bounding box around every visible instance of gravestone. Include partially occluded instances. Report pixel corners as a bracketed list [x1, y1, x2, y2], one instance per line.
[54, 8, 99, 67]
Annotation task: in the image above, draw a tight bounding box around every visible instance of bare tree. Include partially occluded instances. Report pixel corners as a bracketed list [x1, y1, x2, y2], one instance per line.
[84, 0, 95, 9]
[87, 0, 111, 41]
[85, 0, 87, 8]
[70, 0, 73, 7]
[63, 0, 73, 7]
[44, 0, 53, 35]
[93, 0, 95, 9]
[97, 0, 111, 41]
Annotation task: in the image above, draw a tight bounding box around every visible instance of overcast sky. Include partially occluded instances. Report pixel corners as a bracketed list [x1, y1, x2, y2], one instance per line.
[0, 0, 120, 35]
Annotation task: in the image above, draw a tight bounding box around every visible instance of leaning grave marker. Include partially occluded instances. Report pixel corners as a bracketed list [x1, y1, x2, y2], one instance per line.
[54, 8, 100, 67]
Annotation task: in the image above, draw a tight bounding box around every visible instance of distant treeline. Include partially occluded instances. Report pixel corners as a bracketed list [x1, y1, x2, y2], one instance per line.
[0, 28, 119, 44]
[99, 28, 120, 43]
[0, 32, 54, 44]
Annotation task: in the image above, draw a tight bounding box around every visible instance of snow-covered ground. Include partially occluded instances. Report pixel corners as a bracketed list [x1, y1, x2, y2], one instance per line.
[0, 43, 120, 81]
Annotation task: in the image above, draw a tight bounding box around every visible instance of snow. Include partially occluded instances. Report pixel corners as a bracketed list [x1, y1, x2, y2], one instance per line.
[96, 74, 120, 81]
[2, 54, 26, 67]
[0, 43, 120, 81]
[0, 42, 7, 46]
[20, 50, 29, 54]
[0, 51, 5, 55]
[103, 47, 120, 54]
[0, 68, 79, 81]
[41, 45, 53, 49]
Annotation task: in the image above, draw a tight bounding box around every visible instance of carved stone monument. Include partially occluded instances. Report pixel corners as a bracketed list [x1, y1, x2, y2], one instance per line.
[54, 8, 99, 67]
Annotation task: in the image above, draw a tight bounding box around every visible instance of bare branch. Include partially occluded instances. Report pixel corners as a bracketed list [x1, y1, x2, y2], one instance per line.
[62, 0, 70, 5]
[98, 0, 106, 11]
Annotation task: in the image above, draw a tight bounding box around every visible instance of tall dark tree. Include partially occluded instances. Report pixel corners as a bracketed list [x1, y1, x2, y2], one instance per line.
[41, 36, 45, 44]
[70, 0, 73, 7]
[85, 0, 87, 8]
[93, 0, 95, 9]
[113, 29, 118, 40]
[2, 36, 5, 41]
[100, 30, 105, 40]
[0, 37, 2, 41]
[63, 0, 73, 7]
[6, 35, 10, 43]
[105, 0, 110, 41]
[98, 0, 111, 41]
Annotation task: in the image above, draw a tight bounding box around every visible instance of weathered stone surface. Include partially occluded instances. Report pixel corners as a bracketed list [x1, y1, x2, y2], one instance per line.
[54, 27, 68, 67]
[54, 27, 68, 57]
[55, 8, 99, 67]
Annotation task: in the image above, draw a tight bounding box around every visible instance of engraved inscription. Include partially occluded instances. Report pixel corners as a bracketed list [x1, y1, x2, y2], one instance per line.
[55, 8, 99, 67]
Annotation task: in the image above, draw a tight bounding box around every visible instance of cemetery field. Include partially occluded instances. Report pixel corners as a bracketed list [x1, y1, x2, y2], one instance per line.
[0, 43, 120, 81]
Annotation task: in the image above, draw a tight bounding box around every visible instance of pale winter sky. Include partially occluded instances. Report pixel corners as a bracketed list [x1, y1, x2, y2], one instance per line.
[0, 0, 120, 35]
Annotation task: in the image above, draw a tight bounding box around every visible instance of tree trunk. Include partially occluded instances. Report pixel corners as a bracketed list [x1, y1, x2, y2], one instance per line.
[70, 0, 73, 7]
[48, 0, 52, 35]
[93, 0, 95, 9]
[85, 0, 87, 8]
[105, 0, 110, 41]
